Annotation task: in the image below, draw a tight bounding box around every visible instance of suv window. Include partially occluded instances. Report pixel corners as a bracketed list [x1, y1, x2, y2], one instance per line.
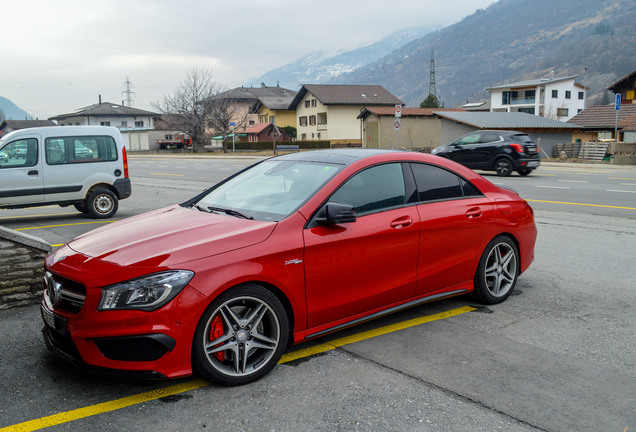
[330, 163, 406, 215]
[480, 133, 501, 143]
[410, 163, 482, 202]
[0, 138, 38, 168]
[455, 134, 480, 145]
[45, 136, 118, 165]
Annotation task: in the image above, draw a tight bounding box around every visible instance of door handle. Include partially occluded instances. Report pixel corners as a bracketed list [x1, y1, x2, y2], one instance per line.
[390, 217, 413, 229]
[465, 207, 482, 219]
[28, 170, 39, 176]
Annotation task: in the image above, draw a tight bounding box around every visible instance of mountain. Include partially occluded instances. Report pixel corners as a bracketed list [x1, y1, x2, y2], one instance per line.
[249, 27, 436, 90]
[255, 0, 636, 108]
[0, 96, 33, 121]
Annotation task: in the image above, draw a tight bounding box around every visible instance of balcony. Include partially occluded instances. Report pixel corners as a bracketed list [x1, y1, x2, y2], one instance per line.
[317, 124, 327, 131]
[508, 97, 536, 106]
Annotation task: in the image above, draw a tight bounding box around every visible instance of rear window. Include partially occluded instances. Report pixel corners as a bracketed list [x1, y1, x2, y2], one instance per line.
[512, 134, 533, 144]
[45, 135, 118, 165]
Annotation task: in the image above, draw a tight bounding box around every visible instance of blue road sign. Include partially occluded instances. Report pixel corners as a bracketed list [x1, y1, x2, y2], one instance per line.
[616, 94, 621, 110]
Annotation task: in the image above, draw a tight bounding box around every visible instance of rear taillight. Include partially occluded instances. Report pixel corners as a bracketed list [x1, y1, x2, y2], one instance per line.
[510, 143, 524, 154]
[122, 147, 129, 178]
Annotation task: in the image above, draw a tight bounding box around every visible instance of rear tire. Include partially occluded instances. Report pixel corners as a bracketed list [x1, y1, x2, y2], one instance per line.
[473, 235, 519, 304]
[86, 189, 118, 219]
[192, 284, 289, 386]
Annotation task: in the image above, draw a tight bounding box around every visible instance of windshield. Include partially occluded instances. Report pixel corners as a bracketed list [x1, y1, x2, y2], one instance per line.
[193, 159, 342, 222]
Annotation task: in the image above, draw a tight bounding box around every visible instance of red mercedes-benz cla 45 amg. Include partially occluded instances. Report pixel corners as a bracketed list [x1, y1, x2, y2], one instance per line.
[41, 149, 536, 386]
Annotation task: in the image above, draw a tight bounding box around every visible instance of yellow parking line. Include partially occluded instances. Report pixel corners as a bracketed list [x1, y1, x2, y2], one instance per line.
[149, 172, 184, 176]
[279, 306, 476, 363]
[0, 213, 79, 220]
[0, 306, 474, 431]
[542, 167, 613, 173]
[15, 221, 117, 231]
[527, 199, 636, 211]
[0, 380, 210, 432]
[609, 177, 636, 181]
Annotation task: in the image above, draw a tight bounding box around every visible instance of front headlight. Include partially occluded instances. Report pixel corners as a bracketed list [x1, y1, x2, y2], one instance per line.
[98, 270, 194, 311]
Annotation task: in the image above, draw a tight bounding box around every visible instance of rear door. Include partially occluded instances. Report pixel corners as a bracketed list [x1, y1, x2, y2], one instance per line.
[0, 133, 44, 206]
[408, 162, 495, 295]
[43, 134, 119, 201]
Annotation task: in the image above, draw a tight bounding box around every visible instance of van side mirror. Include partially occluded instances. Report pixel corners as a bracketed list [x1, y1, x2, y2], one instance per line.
[315, 202, 357, 225]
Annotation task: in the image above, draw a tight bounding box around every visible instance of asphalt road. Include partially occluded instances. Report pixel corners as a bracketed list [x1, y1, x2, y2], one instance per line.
[0, 156, 634, 432]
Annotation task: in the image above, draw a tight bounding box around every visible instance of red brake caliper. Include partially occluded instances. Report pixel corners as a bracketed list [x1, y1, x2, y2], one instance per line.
[209, 314, 226, 361]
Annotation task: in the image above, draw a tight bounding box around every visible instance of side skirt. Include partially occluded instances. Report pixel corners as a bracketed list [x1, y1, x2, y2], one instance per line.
[304, 289, 467, 340]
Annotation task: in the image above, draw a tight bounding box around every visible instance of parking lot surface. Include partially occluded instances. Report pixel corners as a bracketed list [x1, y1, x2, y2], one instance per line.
[0, 158, 635, 431]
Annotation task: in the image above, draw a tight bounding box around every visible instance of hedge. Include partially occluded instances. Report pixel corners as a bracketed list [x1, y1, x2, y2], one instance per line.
[231, 141, 331, 151]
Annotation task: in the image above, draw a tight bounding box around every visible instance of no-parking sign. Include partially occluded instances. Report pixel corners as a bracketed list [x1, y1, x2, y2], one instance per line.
[394, 119, 401, 131]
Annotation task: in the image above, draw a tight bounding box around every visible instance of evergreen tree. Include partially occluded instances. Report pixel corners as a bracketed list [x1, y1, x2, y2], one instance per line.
[420, 94, 441, 108]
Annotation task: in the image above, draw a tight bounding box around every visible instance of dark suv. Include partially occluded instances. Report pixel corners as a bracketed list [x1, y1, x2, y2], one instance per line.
[432, 130, 540, 176]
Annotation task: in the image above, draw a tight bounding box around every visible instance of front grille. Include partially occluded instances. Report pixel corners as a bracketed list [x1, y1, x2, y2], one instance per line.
[44, 271, 86, 313]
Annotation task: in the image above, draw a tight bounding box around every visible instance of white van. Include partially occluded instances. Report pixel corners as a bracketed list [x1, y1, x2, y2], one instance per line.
[0, 126, 131, 218]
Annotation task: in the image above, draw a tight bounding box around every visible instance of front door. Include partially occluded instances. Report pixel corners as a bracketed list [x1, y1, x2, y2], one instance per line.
[303, 163, 420, 328]
[0, 135, 44, 206]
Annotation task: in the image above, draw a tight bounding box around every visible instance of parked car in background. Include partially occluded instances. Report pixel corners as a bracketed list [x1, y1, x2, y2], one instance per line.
[0, 150, 8, 163]
[0, 126, 131, 218]
[42, 149, 537, 386]
[432, 130, 540, 176]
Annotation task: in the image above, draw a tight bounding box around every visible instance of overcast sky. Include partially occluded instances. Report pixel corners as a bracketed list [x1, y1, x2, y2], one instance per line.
[2, 0, 496, 119]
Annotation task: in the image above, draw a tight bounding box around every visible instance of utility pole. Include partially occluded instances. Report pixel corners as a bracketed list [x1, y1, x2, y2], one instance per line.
[122, 76, 136, 107]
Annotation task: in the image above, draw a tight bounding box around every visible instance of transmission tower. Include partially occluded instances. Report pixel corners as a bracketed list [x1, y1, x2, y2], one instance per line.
[122, 76, 136, 107]
[428, 48, 437, 97]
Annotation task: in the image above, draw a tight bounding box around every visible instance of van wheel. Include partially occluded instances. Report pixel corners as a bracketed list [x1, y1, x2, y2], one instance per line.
[86, 189, 118, 218]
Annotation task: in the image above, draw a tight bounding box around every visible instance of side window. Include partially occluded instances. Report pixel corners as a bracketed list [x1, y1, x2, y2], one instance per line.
[46, 136, 118, 165]
[0, 138, 38, 168]
[330, 164, 406, 215]
[480, 133, 500, 143]
[410, 163, 482, 202]
[456, 134, 480, 145]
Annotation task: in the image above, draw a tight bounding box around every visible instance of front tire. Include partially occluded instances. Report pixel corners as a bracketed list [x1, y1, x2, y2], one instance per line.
[86, 189, 118, 218]
[192, 284, 289, 386]
[495, 158, 513, 176]
[473, 236, 519, 304]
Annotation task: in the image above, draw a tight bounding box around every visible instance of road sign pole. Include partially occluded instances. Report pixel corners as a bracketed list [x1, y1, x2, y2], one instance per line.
[615, 94, 621, 143]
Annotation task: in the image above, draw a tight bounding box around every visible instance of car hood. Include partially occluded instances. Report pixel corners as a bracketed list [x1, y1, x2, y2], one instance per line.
[67, 205, 277, 267]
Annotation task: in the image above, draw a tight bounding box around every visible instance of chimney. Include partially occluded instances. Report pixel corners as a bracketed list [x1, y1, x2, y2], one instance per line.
[99, 94, 102, 104]
[261, 82, 266, 88]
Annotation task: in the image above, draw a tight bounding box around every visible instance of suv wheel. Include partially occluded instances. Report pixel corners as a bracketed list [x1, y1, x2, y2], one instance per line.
[495, 158, 513, 177]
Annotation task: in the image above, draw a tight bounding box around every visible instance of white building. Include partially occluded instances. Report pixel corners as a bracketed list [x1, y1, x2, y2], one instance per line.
[487, 75, 587, 121]
[49, 99, 157, 130]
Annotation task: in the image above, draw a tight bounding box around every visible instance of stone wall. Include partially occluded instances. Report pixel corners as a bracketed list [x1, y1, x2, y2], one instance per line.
[0, 226, 51, 310]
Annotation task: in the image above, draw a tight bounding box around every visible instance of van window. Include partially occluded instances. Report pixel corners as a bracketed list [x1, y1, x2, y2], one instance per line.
[0, 138, 38, 168]
[45, 135, 118, 165]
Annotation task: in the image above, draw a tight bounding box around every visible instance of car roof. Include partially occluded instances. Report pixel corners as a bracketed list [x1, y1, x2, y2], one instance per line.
[274, 149, 405, 166]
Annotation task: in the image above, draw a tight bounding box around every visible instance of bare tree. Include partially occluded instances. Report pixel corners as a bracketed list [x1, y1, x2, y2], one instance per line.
[153, 68, 225, 152]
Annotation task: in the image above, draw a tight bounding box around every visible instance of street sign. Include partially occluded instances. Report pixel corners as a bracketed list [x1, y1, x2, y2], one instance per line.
[230, 122, 236, 126]
[395, 105, 402, 118]
[615, 94, 621, 110]
[394, 119, 401, 131]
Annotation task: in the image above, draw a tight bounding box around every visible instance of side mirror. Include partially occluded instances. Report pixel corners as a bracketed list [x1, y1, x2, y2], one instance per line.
[315, 202, 357, 225]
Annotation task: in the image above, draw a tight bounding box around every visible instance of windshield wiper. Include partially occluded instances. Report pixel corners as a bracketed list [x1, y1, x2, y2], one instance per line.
[207, 206, 254, 220]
